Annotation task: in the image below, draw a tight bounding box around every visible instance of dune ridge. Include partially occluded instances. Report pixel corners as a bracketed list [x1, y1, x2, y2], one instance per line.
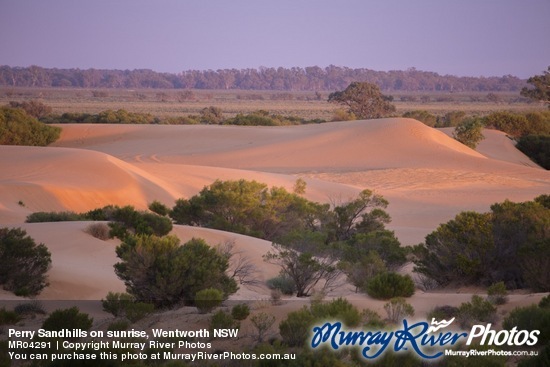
[1, 118, 548, 306]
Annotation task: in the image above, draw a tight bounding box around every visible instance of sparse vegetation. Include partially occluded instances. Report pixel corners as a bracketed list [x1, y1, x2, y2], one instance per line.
[194, 288, 224, 313]
[250, 312, 276, 342]
[384, 297, 415, 324]
[457, 295, 497, 328]
[84, 222, 110, 240]
[487, 281, 508, 305]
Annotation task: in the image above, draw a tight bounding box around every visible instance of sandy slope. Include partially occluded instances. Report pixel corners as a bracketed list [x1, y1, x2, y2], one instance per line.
[1, 118, 548, 315]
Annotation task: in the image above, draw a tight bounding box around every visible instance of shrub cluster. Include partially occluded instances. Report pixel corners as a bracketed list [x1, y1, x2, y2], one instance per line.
[0, 227, 51, 296]
[414, 196, 550, 291]
[26, 205, 173, 240]
[42, 307, 93, 336]
[516, 134, 550, 169]
[114, 236, 238, 308]
[0, 106, 61, 146]
[365, 272, 415, 300]
[279, 298, 364, 347]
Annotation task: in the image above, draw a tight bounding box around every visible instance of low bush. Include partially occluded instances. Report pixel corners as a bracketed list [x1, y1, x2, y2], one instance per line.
[384, 297, 415, 324]
[231, 303, 250, 320]
[42, 307, 93, 337]
[402, 110, 437, 127]
[14, 301, 46, 316]
[427, 305, 459, 322]
[516, 134, 550, 169]
[148, 200, 170, 216]
[457, 295, 497, 328]
[85, 222, 110, 240]
[0, 308, 21, 325]
[194, 288, 224, 313]
[540, 295, 550, 309]
[487, 281, 508, 305]
[107, 319, 130, 332]
[26, 211, 83, 223]
[266, 275, 296, 295]
[310, 298, 362, 327]
[503, 304, 550, 345]
[250, 312, 276, 342]
[124, 302, 154, 323]
[0, 106, 61, 146]
[0, 227, 51, 296]
[209, 310, 239, 335]
[102, 292, 134, 317]
[365, 272, 415, 300]
[101, 291, 154, 322]
[279, 307, 315, 347]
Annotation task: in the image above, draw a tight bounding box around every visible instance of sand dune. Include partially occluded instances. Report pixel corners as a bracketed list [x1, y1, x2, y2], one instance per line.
[1, 118, 548, 315]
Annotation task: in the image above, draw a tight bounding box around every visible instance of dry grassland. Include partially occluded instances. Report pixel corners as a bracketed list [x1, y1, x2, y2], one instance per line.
[0, 87, 543, 121]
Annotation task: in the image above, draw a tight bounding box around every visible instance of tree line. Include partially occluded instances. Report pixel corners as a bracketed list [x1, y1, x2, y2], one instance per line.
[0, 65, 526, 92]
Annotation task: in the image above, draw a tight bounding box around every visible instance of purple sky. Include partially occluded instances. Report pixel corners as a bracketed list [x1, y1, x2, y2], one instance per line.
[1, 0, 549, 78]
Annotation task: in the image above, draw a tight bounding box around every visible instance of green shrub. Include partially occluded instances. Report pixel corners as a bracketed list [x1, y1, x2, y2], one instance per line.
[148, 200, 170, 216]
[0, 227, 51, 296]
[209, 310, 239, 335]
[366, 272, 415, 300]
[42, 307, 93, 337]
[115, 236, 238, 308]
[437, 111, 466, 127]
[458, 295, 497, 328]
[26, 211, 83, 223]
[310, 298, 362, 327]
[402, 110, 437, 127]
[516, 134, 550, 169]
[9, 100, 52, 119]
[102, 292, 134, 317]
[279, 307, 315, 347]
[503, 304, 550, 345]
[266, 275, 296, 295]
[107, 319, 130, 332]
[540, 295, 550, 309]
[250, 312, 276, 342]
[484, 111, 527, 136]
[361, 308, 386, 328]
[0, 106, 61, 146]
[427, 305, 459, 322]
[194, 288, 224, 313]
[14, 301, 46, 316]
[453, 117, 485, 149]
[0, 308, 21, 325]
[231, 303, 250, 320]
[384, 297, 415, 324]
[487, 282, 508, 305]
[124, 302, 154, 322]
[518, 344, 550, 367]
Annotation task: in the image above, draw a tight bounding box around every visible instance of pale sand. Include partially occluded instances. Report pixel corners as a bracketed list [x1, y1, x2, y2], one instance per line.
[1, 118, 548, 317]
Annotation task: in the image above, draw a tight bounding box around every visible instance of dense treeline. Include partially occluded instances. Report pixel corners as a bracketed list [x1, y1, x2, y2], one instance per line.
[0, 65, 526, 92]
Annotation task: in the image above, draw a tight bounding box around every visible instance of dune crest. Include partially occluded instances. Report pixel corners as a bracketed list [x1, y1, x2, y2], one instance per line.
[0, 146, 176, 222]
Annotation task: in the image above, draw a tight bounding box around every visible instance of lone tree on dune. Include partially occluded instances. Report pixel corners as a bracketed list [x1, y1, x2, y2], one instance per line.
[521, 66, 550, 108]
[328, 82, 396, 119]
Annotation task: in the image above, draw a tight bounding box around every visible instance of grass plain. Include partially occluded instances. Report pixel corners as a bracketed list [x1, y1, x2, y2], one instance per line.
[0, 87, 545, 121]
